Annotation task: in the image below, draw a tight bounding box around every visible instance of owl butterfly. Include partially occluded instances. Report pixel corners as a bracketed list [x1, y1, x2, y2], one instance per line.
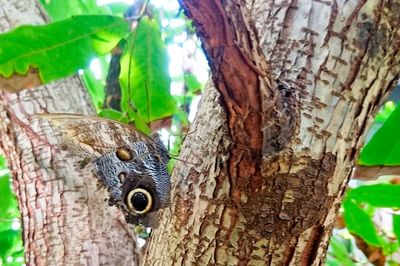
[40, 114, 171, 228]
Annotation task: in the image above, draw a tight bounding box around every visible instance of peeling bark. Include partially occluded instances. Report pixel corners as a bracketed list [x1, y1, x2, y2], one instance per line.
[145, 0, 400, 265]
[0, 1, 138, 265]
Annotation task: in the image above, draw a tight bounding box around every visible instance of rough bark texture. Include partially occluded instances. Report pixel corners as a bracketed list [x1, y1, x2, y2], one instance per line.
[0, 1, 138, 265]
[145, 0, 400, 265]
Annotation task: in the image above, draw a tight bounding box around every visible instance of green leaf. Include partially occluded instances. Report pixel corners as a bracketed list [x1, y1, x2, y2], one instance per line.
[347, 184, 400, 208]
[120, 17, 177, 123]
[0, 156, 7, 168]
[0, 156, 23, 264]
[99, 109, 150, 134]
[184, 73, 202, 93]
[40, 0, 107, 21]
[325, 259, 341, 266]
[98, 109, 129, 124]
[393, 215, 400, 244]
[131, 111, 151, 135]
[343, 198, 382, 246]
[0, 173, 17, 220]
[173, 95, 193, 106]
[81, 70, 105, 112]
[327, 236, 356, 266]
[173, 110, 189, 127]
[381, 240, 399, 256]
[0, 15, 129, 87]
[359, 103, 400, 166]
[167, 159, 176, 175]
[81, 54, 110, 112]
[375, 101, 396, 123]
[388, 260, 400, 266]
[0, 229, 22, 260]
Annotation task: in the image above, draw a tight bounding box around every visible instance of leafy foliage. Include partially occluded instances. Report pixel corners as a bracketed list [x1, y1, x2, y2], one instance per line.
[0, 15, 129, 90]
[184, 73, 202, 94]
[98, 108, 129, 123]
[359, 102, 400, 166]
[39, 0, 132, 112]
[343, 197, 382, 246]
[0, 157, 23, 266]
[2, 0, 400, 265]
[334, 182, 400, 263]
[375, 101, 397, 123]
[393, 215, 400, 245]
[39, 0, 107, 20]
[120, 17, 176, 125]
[347, 184, 400, 208]
[326, 96, 400, 263]
[40, 0, 183, 134]
[81, 57, 107, 110]
[332, 95, 400, 264]
[326, 236, 356, 266]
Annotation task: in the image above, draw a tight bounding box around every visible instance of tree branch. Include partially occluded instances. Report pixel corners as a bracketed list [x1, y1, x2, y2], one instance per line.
[179, 0, 290, 154]
[179, 0, 299, 201]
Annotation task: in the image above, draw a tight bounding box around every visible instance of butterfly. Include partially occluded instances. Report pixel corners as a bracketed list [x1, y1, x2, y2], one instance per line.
[39, 113, 171, 228]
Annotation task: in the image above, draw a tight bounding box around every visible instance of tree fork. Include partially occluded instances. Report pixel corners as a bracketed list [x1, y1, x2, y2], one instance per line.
[179, 0, 297, 153]
[145, 0, 400, 265]
[177, 0, 299, 238]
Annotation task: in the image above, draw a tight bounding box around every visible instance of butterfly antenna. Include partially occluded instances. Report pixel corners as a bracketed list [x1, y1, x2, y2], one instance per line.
[169, 155, 196, 166]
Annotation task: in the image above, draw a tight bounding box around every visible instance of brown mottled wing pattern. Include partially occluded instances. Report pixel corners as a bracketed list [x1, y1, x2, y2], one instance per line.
[40, 114, 171, 227]
[41, 114, 151, 158]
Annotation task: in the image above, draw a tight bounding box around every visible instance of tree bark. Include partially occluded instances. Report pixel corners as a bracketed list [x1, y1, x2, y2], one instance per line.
[145, 0, 400, 265]
[0, 1, 138, 265]
[1, 0, 399, 265]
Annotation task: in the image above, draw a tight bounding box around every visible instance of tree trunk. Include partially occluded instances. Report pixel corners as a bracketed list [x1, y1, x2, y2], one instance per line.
[0, 1, 138, 265]
[145, 0, 400, 265]
[1, 0, 399, 265]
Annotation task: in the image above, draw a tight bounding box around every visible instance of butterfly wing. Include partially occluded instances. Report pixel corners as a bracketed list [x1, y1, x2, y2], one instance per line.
[40, 113, 151, 158]
[39, 113, 171, 227]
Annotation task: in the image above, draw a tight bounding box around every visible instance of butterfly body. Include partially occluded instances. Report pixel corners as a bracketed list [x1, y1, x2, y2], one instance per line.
[40, 114, 171, 227]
